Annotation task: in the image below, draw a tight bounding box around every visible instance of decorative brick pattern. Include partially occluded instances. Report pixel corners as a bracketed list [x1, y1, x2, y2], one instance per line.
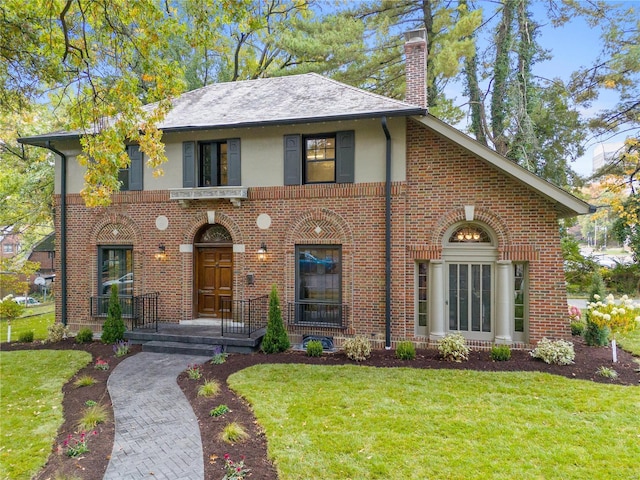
[54, 119, 570, 347]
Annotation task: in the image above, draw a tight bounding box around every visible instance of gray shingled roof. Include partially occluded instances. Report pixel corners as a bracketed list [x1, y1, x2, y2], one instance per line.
[19, 73, 425, 144]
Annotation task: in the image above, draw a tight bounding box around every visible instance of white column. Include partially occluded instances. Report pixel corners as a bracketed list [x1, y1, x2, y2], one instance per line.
[429, 260, 446, 340]
[495, 260, 512, 344]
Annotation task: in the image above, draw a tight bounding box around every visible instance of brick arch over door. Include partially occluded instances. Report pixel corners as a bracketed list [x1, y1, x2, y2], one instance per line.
[182, 212, 245, 320]
[90, 214, 142, 296]
[284, 208, 354, 315]
[430, 207, 511, 258]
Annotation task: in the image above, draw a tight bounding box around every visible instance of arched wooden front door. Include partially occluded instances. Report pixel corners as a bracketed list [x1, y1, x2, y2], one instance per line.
[195, 225, 233, 318]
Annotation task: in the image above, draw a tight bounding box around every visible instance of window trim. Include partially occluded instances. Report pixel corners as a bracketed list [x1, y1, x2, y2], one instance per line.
[303, 134, 337, 184]
[98, 245, 134, 297]
[512, 262, 529, 342]
[294, 245, 343, 326]
[284, 130, 354, 185]
[198, 140, 228, 187]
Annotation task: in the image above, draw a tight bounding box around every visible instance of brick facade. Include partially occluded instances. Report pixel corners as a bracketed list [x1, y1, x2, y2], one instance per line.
[53, 119, 570, 347]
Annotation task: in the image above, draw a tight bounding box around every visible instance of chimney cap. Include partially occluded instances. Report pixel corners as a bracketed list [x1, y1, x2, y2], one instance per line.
[404, 29, 426, 43]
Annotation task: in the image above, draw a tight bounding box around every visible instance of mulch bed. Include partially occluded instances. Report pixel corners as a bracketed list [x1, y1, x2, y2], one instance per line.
[3, 336, 638, 480]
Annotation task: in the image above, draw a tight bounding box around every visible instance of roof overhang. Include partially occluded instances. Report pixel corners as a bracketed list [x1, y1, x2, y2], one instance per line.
[18, 108, 426, 148]
[414, 115, 594, 219]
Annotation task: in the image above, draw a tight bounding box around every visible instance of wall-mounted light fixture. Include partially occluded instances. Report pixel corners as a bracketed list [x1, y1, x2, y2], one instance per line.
[257, 242, 267, 261]
[154, 244, 167, 261]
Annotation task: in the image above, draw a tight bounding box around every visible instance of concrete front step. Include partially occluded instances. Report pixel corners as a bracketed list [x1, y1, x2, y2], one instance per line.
[142, 341, 221, 356]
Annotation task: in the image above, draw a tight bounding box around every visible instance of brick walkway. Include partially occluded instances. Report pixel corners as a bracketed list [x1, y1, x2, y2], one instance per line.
[104, 352, 211, 479]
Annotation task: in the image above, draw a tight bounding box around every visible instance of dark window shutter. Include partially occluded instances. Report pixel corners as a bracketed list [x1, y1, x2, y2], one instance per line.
[182, 141, 196, 188]
[227, 138, 241, 186]
[284, 134, 302, 185]
[128, 145, 143, 191]
[335, 130, 355, 184]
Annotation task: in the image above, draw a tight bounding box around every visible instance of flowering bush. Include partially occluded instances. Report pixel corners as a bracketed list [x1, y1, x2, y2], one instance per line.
[63, 431, 97, 457]
[113, 339, 131, 357]
[568, 305, 581, 322]
[530, 338, 575, 365]
[47, 322, 70, 342]
[437, 334, 470, 362]
[186, 363, 203, 380]
[222, 453, 251, 480]
[94, 358, 110, 370]
[211, 345, 229, 364]
[342, 336, 372, 361]
[587, 294, 640, 336]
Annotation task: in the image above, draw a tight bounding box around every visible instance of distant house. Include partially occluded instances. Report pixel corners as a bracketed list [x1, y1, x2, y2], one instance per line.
[28, 233, 56, 276]
[0, 232, 20, 260]
[19, 30, 592, 348]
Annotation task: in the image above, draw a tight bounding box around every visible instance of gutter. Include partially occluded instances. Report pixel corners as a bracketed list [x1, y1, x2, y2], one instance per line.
[44, 142, 68, 326]
[381, 117, 392, 350]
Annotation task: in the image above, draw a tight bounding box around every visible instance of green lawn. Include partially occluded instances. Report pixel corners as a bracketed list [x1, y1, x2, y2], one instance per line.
[0, 304, 55, 343]
[0, 350, 91, 479]
[229, 365, 640, 480]
[617, 327, 640, 356]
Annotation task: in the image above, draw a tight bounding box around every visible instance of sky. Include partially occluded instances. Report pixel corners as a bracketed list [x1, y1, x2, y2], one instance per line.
[529, 1, 635, 177]
[440, 0, 639, 178]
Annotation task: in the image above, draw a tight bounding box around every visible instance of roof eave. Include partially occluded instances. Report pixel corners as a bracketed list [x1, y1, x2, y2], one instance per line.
[18, 109, 427, 146]
[414, 115, 593, 218]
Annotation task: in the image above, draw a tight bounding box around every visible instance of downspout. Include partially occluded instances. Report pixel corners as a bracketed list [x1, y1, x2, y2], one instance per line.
[45, 142, 68, 326]
[381, 117, 392, 350]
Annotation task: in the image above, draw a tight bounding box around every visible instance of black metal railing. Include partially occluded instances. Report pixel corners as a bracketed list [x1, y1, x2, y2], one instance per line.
[90, 292, 159, 331]
[221, 295, 269, 337]
[287, 302, 348, 329]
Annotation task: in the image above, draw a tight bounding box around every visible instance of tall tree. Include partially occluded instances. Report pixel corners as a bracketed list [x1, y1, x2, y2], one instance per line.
[0, 105, 55, 251]
[1, 0, 250, 207]
[314, 0, 482, 123]
[462, 0, 586, 186]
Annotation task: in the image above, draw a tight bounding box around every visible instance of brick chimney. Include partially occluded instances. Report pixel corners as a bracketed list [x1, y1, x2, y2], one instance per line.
[404, 29, 427, 109]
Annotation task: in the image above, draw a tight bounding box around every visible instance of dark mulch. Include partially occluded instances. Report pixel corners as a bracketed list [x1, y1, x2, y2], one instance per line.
[3, 336, 638, 480]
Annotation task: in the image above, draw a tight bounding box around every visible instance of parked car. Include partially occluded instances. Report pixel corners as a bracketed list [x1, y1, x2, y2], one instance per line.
[12, 296, 41, 306]
[102, 273, 134, 294]
[299, 252, 336, 273]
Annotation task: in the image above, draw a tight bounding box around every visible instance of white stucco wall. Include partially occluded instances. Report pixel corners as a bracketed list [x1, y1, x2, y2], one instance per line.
[54, 117, 407, 194]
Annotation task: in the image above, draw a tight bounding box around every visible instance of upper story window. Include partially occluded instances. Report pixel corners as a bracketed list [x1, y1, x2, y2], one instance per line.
[305, 135, 336, 183]
[182, 139, 241, 188]
[3, 244, 14, 253]
[119, 145, 143, 191]
[199, 141, 228, 186]
[284, 131, 354, 185]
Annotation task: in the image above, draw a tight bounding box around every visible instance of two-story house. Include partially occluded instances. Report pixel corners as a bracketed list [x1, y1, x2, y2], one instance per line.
[19, 30, 592, 349]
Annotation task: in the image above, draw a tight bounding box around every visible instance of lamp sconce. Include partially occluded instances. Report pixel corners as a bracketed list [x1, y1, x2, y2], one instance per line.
[154, 244, 167, 261]
[257, 242, 267, 261]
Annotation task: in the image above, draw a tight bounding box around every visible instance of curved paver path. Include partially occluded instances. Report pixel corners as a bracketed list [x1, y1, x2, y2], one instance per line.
[104, 352, 211, 480]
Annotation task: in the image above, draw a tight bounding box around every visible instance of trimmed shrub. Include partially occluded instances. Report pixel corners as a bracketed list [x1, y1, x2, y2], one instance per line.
[261, 284, 290, 353]
[343, 336, 372, 361]
[438, 334, 470, 362]
[18, 330, 34, 343]
[490, 344, 511, 361]
[101, 284, 126, 344]
[584, 320, 610, 346]
[306, 340, 323, 357]
[530, 338, 575, 365]
[76, 327, 94, 344]
[395, 341, 416, 360]
[570, 321, 586, 336]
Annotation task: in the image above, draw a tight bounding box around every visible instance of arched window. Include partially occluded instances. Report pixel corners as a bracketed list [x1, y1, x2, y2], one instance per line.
[448, 224, 491, 243]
